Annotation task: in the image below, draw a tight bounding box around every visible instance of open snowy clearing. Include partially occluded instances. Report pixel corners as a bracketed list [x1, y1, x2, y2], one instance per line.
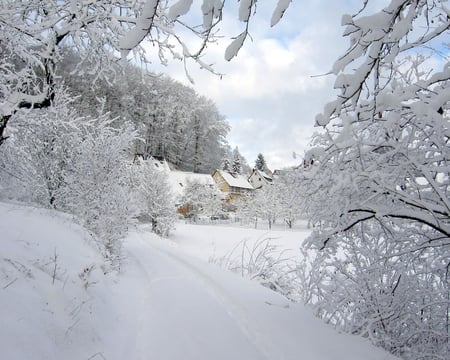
[1, 202, 398, 360]
[171, 220, 310, 264]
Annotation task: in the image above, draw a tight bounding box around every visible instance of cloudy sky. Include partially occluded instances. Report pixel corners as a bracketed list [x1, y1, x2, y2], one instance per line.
[152, 1, 388, 170]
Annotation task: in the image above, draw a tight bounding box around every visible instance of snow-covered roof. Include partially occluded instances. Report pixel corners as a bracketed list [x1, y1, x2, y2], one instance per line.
[253, 169, 273, 181]
[214, 170, 254, 190]
[148, 157, 172, 172]
[168, 170, 215, 198]
[143, 157, 215, 199]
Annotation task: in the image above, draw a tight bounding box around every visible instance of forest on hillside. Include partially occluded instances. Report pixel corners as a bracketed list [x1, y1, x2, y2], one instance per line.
[59, 56, 231, 174]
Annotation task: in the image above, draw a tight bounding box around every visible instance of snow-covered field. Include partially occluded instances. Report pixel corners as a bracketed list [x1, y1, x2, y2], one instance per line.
[1, 201, 398, 360]
[171, 220, 309, 264]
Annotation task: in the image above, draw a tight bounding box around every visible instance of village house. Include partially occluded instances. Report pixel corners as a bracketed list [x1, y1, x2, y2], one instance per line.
[211, 170, 254, 201]
[248, 168, 273, 189]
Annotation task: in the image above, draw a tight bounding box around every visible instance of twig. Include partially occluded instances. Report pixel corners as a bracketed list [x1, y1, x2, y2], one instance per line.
[88, 352, 106, 360]
[65, 318, 80, 336]
[52, 248, 58, 285]
[3, 277, 18, 289]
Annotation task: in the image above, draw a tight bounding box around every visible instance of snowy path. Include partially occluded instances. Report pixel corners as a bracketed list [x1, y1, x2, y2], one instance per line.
[116, 227, 398, 360]
[125, 230, 274, 360]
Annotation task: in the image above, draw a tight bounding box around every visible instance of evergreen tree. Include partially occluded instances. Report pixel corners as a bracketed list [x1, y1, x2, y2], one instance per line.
[255, 153, 267, 172]
[231, 147, 242, 175]
[222, 158, 231, 173]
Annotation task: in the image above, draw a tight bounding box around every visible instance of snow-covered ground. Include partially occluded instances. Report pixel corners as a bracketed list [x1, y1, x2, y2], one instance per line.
[1, 201, 398, 360]
[171, 220, 309, 263]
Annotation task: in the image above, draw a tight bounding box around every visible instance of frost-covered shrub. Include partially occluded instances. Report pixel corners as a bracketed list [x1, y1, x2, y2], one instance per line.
[58, 116, 136, 265]
[0, 91, 84, 205]
[213, 238, 301, 301]
[299, 220, 450, 360]
[0, 90, 137, 267]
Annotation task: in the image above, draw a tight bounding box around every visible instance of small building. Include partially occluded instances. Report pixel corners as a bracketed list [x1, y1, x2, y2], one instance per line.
[211, 170, 254, 201]
[248, 168, 273, 189]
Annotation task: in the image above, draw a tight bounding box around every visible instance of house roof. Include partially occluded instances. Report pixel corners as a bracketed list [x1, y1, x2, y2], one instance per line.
[213, 170, 254, 190]
[168, 170, 215, 198]
[252, 168, 273, 181]
[145, 157, 215, 199]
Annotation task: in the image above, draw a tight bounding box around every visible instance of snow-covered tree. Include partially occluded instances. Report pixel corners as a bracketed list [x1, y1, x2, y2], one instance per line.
[0, 90, 83, 206]
[59, 59, 231, 173]
[0, 89, 137, 267]
[236, 170, 303, 229]
[306, 0, 450, 267]
[255, 153, 268, 172]
[238, 186, 281, 230]
[231, 157, 242, 176]
[181, 179, 223, 220]
[231, 147, 243, 175]
[58, 116, 137, 266]
[222, 158, 232, 172]
[131, 160, 176, 237]
[301, 1, 450, 358]
[0, 0, 292, 145]
[235, 192, 260, 228]
[181, 96, 230, 173]
[275, 171, 304, 229]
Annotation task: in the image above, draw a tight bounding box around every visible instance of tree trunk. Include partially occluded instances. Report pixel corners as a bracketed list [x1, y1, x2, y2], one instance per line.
[0, 115, 11, 146]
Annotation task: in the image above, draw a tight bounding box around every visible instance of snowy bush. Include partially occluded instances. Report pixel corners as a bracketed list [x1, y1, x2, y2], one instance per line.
[0, 90, 137, 267]
[213, 237, 301, 301]
[299, 220, 450, 359]
[0, 91, 84, 205]
[57, 115, 136, 266]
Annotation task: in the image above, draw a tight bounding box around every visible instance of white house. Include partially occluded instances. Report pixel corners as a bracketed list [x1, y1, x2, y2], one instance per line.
[248, 168, 273, 189]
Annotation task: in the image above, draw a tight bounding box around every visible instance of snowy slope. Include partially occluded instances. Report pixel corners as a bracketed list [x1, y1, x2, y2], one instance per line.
[0, 202, 109, 359]
[1, 202, 398, 360]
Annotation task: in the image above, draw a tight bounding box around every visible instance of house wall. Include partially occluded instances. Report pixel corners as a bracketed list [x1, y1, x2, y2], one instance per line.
[212, 170, 255, 205]
[249, 171, 265, 189]
[212, 172, 230, 193]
